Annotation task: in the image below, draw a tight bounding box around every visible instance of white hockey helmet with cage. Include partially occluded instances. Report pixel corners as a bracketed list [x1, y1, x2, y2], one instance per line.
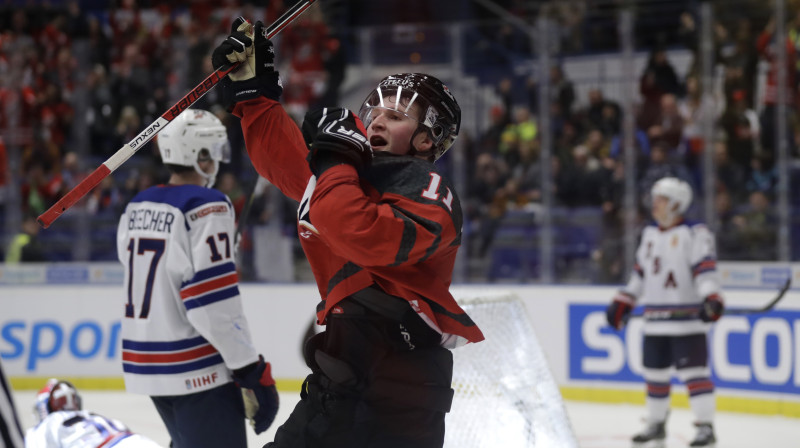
[157, 109, 230, 187]
[651, 177, 693, 215]
[358, 73, 460, 161]
[34, 379, 82, 423]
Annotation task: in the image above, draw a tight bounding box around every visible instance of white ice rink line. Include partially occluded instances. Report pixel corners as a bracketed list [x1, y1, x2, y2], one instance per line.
[11, 390, 799, 447]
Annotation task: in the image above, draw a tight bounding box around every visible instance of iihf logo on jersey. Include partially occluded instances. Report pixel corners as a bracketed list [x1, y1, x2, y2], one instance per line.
[185, 372, 220, 390]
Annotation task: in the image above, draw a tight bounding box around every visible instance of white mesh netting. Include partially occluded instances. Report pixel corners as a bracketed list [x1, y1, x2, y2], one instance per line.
[444, 292, 578, 448]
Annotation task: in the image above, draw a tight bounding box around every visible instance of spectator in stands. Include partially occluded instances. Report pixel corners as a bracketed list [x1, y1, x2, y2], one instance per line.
[86, 64, 117, 156]
[638, 141, 695, 208]
[0, 138, 7, 204]
[217, 171, 246, 218]
[714, 189, 743, 260]
[648, 93, 685, 152]
[646, 47, 683, 96]
[744, 154, 778, 198]
[5, 214, 47, 264]
[549, 66, 576, 120]
[499, 106, 537, 168]
[506, 137, 543, 208]
[20, 160, 59, 216]
[717, 19, 759, 110]
[52, 151, 85, 203]
[467, 153, 510, 258]
[278, 6, 330, 116]
[479, 79, 513, 155]
[553, 120, 581, 166]
[87, 176, 122, 216]
[610, 127, 652, 172]
[86, 15, 113, 69]
[594, 158, 630, 283]
[731, 190, 778, 260]
[556, 144, 603, 207]
[585, 88, 621, 137]
[584, 128, 611, 162]
[757, 17, 797, 159]
[638, 47, 682, 131]
[713, 140, 747, 203]
[678, 75, 720, 157]
[788, 10, 800, 77]
[718, 88, 760, 169]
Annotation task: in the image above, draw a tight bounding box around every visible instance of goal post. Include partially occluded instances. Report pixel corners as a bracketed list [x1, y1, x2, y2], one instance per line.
[445, 292, 578, 448]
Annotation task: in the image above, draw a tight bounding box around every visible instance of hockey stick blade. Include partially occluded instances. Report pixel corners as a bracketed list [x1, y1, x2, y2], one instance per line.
[37, 0, 317, 229]
[723, 277, 792, 315]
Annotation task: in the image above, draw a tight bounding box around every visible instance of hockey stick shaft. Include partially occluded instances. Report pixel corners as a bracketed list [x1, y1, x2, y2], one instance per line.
[723, 277, 791, 315]
[627, 277, 792, 320]
[37, 0, 316, 229]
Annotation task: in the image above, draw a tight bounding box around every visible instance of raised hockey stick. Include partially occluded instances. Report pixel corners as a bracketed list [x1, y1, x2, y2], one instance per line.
[627, 277, 792, 320]
[37, 0, 317, 228]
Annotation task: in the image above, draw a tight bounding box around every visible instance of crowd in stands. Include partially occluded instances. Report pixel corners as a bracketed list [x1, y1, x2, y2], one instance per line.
[463, 1, 795, 281]
[0, 1, 795, 282]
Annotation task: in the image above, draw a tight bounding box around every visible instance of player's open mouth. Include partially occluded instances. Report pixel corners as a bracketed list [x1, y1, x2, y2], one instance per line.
[370, 135, 387, 149]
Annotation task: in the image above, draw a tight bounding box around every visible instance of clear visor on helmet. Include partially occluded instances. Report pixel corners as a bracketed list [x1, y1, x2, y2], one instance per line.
[193, 128, 231, 164]
[208, 139, 231, 164]
[358, 86, 437, 130]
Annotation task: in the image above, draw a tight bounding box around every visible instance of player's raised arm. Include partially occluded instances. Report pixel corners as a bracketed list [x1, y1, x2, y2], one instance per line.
[212, 18, 311, 203]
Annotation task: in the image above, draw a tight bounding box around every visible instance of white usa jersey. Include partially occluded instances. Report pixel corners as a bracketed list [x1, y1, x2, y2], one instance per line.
[24, 410, 163, 448]
[117, 185, 258, 396]
[621, 221, 722, 336]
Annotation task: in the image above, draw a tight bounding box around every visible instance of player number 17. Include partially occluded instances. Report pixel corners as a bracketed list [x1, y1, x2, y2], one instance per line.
[125, 237, 165, 319]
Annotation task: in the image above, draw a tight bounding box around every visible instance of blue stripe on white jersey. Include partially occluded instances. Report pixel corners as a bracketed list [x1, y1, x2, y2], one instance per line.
[122, 336, 223, 375]
[122, 355, 225, 375]
[183, 286, 240, 310]
[122, 335, 209, 351]
[181, 262, 237, 288]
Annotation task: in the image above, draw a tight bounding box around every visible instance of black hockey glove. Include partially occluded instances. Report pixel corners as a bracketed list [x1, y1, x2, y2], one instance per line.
[211, 18, 282, 109]
[605, 293, 634, 330]
[233, 356, 279, 434]
[302, 107, 373, 176]
[698, 293, 724, 322]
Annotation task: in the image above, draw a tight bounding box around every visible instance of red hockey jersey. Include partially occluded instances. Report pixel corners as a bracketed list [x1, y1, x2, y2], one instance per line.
[233, 98, 483, 346]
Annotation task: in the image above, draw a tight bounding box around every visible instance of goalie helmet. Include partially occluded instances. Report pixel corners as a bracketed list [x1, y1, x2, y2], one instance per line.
[651, 177, 693, 215]
[358, 73, 460, 161]
[157, 109, 230, 187]
[34, 379, 82, 423]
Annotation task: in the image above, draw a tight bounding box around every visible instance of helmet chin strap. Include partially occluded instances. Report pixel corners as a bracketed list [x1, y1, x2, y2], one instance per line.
[195, 161, 218, 188]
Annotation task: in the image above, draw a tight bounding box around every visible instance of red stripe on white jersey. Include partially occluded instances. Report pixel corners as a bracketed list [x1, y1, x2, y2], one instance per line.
[180, 272, 238, 300]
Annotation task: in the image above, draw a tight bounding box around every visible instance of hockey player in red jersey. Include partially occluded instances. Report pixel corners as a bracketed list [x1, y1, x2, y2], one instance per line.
[212, 18, 484, 448]
[606, 177, 724, 447]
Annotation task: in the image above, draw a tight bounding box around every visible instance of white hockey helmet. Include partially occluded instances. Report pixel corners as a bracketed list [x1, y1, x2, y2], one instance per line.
[34, 379, 82, 423]
[157, 109, 230, 187]
[651, 177, 693, 215]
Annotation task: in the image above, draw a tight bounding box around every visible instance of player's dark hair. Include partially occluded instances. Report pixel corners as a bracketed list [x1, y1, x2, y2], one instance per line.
[164, 164, 194, 175]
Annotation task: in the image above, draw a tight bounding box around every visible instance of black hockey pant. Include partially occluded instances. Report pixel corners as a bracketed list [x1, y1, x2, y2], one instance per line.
[267, 290, 454, 448]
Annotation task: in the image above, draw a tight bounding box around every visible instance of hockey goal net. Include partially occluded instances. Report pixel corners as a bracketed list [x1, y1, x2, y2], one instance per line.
[445, 291, 578, 448]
